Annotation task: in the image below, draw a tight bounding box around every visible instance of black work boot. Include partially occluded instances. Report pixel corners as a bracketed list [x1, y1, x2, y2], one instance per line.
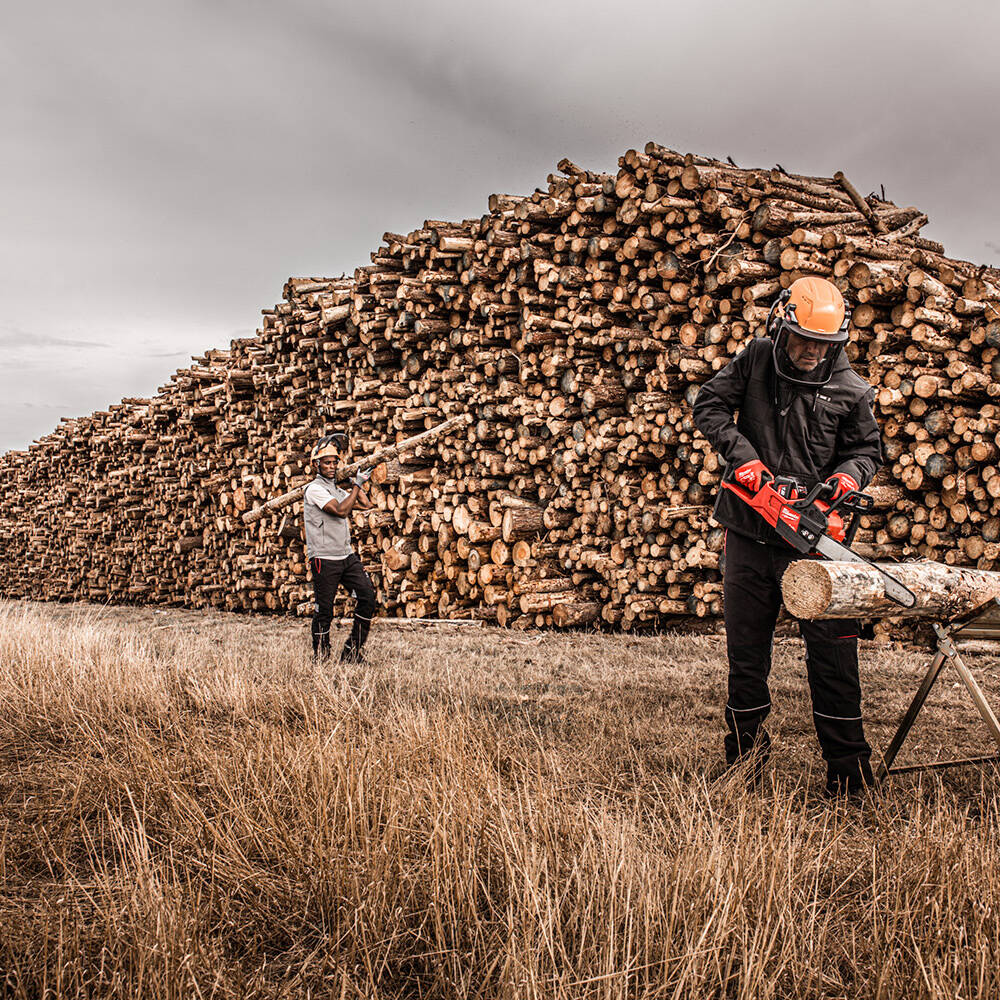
[736, 746, 770, 790]
[312, 619, 332, 661]
[339, 641, 368, 665]
[824, 757, 875, 799]
[713, 730, 770, 790]
[339, 609, 373, 664]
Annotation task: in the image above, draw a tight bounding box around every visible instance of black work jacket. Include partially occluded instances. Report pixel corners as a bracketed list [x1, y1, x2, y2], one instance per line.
[692, 337, 882, 545]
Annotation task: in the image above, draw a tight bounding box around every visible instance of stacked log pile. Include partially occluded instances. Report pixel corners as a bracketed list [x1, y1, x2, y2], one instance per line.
[3, 142, 1000, 630]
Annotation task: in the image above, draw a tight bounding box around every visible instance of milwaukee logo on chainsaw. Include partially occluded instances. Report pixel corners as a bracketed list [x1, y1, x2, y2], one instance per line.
[778, 507, 800, 529]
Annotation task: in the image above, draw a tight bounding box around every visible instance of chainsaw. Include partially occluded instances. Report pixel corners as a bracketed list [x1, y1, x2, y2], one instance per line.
[722, 472, 916, 608]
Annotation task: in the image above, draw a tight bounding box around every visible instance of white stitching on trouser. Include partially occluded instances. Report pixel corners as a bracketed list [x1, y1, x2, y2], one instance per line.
[726, 702, 771, 714]
[813, 710, 862, 721]
[313, 629, 330, 637]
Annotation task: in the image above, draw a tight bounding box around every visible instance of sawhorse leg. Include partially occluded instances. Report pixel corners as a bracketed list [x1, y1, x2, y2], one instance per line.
[950, 648, 1000, 748]
[878, 628, 1000, 780]
[877, 649, 948, 780]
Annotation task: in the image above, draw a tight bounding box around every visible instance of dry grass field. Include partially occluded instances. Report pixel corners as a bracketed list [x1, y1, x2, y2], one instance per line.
[1, 599, 998, 999]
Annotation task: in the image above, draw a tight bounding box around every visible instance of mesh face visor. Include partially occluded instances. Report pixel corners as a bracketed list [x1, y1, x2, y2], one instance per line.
[768, 296, 850, 388]
[772, 327, 845, 386]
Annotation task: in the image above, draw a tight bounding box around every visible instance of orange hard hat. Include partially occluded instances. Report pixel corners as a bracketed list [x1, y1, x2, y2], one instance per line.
[775, 276, 849, 342]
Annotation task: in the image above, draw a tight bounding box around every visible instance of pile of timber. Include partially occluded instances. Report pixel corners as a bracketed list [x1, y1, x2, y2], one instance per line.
[3, 142, 1000, 632]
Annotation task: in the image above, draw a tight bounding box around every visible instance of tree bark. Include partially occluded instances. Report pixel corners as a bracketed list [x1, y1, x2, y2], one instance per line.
[781, 559, 1000, 620]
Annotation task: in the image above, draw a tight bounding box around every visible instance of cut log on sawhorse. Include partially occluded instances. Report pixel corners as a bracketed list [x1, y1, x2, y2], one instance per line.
[877, 597, 1000, 780]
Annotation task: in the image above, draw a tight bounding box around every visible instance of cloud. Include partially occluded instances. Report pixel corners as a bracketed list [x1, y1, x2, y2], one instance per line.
[3, 0, 1000, 454]
[0, 326, 109, 350]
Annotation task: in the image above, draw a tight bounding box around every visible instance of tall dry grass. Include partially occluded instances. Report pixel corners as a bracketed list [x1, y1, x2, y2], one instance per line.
[0, 600, 998, 998]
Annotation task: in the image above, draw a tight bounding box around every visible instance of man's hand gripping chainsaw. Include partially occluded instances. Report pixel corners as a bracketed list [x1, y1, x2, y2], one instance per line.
[722, 471, 916, 608]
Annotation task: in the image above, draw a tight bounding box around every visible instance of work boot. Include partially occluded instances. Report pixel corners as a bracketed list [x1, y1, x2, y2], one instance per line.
[339, 643, 369, 665]
[712, 743, 769, 790]
[736, 748, 769, 790]
[311, 622, 332, 661]
[824, 757, 875, 799]
[724, 726, 771, 783]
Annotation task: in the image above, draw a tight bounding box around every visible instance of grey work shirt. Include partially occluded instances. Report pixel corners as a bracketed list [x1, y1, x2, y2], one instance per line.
[303, 475, 355, 559]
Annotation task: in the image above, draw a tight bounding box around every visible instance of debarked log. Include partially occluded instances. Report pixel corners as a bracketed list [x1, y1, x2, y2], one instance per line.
[781, 559, 1000, 620]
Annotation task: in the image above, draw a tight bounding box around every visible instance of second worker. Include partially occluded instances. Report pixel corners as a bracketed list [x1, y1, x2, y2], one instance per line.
[303, 432, 378, 663]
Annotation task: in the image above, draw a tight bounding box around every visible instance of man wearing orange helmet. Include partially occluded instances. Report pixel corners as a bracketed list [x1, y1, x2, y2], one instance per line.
[693, 277, 882, 796]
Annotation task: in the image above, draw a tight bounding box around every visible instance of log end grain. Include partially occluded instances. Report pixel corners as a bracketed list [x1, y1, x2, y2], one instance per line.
[780, 559, 836, 619]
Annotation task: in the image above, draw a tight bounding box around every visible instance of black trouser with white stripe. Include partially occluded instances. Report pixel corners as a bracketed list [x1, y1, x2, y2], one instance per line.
[310, 554, 376, 661]
[722, 529, 873, 792]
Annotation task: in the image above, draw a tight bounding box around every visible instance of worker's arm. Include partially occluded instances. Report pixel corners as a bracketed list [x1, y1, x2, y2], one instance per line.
[831, 390, 883, 490]
[692, 339, 765, 468]
[322, 485, 362, 517]
[320, 467, 375, 516]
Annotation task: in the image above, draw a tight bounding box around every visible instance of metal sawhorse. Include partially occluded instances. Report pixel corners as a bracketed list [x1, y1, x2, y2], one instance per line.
[878, 597, 1000, 779]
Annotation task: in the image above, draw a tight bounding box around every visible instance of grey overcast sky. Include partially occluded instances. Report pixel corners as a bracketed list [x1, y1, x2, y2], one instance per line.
[2, 1, 998, 452]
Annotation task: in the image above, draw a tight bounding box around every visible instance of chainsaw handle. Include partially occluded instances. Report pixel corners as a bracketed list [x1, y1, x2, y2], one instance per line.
[827, 488, 872, 546]
[830, 489, 873, 514]
[784, 479, 836, 509]
[770, 475, 801, 500]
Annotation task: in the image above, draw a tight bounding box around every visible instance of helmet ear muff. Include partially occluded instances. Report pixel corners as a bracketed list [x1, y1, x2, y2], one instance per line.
[839, 304, 852, 334]
[766, 288, 791, 336]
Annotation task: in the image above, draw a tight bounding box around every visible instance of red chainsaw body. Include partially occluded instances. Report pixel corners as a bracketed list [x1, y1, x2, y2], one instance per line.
[728, 479, 847, 543]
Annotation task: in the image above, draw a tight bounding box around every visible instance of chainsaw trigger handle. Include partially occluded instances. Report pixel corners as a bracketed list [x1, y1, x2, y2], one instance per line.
[787, 480, 836, 510]
[770, 475, 798, 499]
[835, 489, 873, 513]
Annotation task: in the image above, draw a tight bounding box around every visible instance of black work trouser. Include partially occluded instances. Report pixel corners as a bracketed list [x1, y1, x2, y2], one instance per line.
[723, 529, 873, 793]
[310, 554, 377, 661]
